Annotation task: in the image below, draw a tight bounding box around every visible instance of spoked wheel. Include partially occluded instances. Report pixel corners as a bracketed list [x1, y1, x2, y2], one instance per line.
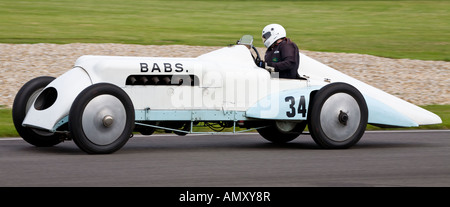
[69, 83, 134, 154]
[257, 121, 307, 144]
[12, 76, 65, 147]
[308, 82, 368, 149]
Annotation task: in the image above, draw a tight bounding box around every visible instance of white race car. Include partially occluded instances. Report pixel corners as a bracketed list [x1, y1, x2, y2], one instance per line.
[13, 35, 442, 154]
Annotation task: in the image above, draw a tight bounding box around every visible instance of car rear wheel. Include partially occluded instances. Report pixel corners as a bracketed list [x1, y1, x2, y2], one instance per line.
[12, 76, 65, 147]
[69, 83, 134, 154]
[308, 82, 368, 149]
[257, 121, 307, 144]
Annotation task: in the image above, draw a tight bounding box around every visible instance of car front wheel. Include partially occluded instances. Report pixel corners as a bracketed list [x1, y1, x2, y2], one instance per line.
[69, 83, 135, 154]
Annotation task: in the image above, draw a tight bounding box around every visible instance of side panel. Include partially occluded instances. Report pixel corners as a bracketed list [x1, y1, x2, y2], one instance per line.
[123, 85, 202, 110]
[22, 67, 92, 131]
[74, 55, 200, 87]
[245, 86, 322, 120]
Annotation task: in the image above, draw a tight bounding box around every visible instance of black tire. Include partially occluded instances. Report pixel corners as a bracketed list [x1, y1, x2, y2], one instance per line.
[69, 83, 135, 154]
[257, 121, 307, 144]
[137, 126, 155, 136]
[173, 122, 190, 136]
[12, 76, 64, 147]
[308, 82, 368, 149]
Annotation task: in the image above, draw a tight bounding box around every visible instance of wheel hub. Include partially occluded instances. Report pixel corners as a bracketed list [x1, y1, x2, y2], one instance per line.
[275, 121, 298, 133]
[103, 115, 114, 127]
[338, 110, 349, 125]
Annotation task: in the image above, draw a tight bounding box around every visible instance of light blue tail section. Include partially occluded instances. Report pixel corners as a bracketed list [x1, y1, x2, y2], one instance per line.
[364, 95, 418, 127]
[245, 85, 419, 127]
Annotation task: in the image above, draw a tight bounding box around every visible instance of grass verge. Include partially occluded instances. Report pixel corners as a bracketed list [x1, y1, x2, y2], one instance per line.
[0, 107, 18, 137]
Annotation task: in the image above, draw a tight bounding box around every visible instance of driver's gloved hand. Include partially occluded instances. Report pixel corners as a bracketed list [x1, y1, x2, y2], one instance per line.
[265, 65, 275, 73]
[257, 60, 265, 68]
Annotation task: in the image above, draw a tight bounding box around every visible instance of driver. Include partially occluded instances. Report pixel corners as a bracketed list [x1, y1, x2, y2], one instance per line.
[260, 24, 300, 79]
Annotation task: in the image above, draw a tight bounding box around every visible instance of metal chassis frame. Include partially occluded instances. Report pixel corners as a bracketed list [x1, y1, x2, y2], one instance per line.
[135, 121, 267, 135]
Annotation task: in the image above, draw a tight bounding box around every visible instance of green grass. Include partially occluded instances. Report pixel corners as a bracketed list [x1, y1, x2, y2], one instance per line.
[1, 105, 449, 137]
[0, 0, 448, 61]
[0, 107, 19, 137]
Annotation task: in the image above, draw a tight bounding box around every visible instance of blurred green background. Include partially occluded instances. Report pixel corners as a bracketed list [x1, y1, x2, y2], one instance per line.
[0, 0, 448, 61]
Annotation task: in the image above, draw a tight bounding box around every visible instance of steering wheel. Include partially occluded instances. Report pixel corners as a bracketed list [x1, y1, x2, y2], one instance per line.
[251, 45, 262, 66]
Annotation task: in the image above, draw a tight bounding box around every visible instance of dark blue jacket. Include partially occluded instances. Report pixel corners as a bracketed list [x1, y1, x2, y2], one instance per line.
[265, 38, 300, 79]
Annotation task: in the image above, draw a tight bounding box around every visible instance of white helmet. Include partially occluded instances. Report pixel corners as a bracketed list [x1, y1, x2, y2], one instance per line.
[262, 23, 286, 48]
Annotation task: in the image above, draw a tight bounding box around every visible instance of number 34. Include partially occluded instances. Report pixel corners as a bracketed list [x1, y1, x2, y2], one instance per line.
[285, 96, 306, 118]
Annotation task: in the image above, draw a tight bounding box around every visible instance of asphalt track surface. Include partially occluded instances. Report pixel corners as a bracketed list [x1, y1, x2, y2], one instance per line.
[0, 130, 449, 187]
